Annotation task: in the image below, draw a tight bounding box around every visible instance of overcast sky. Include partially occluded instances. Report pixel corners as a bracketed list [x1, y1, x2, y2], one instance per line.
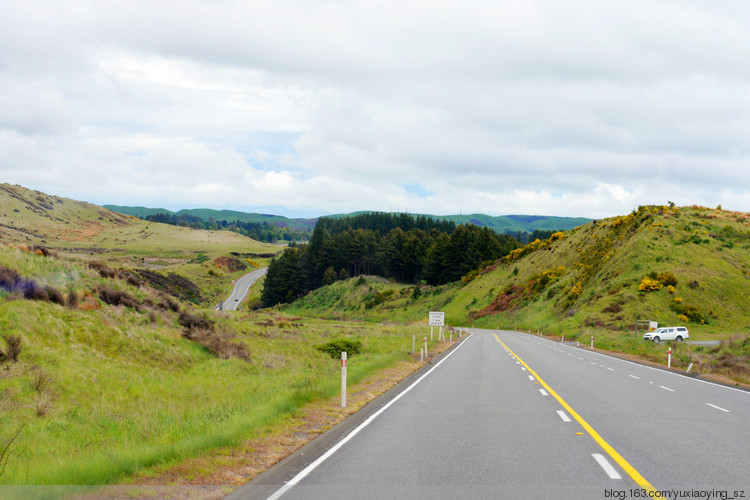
[1, 1, 749, 219]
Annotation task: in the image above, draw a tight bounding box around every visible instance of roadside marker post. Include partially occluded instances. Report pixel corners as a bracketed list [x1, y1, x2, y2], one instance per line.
[420, 347, 423, 361]
[424, 337, 428, 358]
[341, 351, 347, 408]
[561, 333, 565, 343]
[668, 347, 672, 368]
[450, 332, 453, 342]
[591, 336, 594, 349]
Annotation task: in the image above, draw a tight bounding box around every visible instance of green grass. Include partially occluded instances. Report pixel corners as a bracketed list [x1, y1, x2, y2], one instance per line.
[0, 247, 438, 486]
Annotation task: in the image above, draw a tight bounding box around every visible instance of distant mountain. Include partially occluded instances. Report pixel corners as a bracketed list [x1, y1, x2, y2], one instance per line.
[326, 211, 591, 233]
[107, 206, 591, 234]
[104, 205, 317, 231]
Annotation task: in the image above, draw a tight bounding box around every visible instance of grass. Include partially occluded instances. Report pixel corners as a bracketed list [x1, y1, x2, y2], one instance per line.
[0, 245, 442, 486]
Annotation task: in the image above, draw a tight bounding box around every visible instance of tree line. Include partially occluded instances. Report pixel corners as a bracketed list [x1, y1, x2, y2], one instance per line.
[261, 213, 520, 306]
[143, 213, 311, 243]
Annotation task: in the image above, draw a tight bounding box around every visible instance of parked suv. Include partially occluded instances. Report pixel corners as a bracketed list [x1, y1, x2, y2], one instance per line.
[643, 326, 690, 343]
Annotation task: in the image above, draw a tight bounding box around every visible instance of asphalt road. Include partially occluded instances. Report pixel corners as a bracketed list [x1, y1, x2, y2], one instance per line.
[213, 267, 267, 311]
[229, 329, 750, 500]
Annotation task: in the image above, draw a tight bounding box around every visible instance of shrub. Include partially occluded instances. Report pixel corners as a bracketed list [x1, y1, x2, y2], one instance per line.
[678, 314, 688, 322]
[667, 285, 675, 294]
[1, 334, 22, 363]
[316, 338, 363, 359]
[178, 311, 214, 332]
[365, 290, 395, 309]
[657, 272, 678, 286]
[96, 286, 142, 311]
[687, 280, 700, 289]
[638, 277, 662, 292]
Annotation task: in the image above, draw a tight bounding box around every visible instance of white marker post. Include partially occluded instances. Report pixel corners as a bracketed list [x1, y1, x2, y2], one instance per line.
[424, 337, 428, 358]
[668, 347, 673, 368]
[420, 347, 424, 361]
[591, 336, 594, 349]
[561, 333, 565, 343]
[430, 326, 433, 341]
[341, 351, 347, 408]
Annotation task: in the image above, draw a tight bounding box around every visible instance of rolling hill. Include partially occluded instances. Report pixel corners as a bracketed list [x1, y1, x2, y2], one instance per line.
[284, 204, 750, 383]
[106, 206, 591, 234]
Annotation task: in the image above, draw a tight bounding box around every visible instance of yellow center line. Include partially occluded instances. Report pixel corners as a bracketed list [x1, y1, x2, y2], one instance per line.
[493, 333, 657, 493]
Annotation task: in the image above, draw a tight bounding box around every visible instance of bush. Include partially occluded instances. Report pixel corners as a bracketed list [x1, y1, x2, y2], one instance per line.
[1, 334, 22, 363]
[638, 276, 662, 292]
[657, 272, 678, 286]
[182, 328, 250, 361]
[178, 311, 215, 332]
[316, 338, 363, 359]
[96, 286, 142, 311]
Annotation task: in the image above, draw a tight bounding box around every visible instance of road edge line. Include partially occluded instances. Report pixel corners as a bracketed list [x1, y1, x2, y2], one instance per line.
[265, 332, 474, 500]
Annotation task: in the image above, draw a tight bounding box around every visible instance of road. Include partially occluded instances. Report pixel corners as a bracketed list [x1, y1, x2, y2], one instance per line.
[230, 329, 750, 500]
[213, 267, 267, 311]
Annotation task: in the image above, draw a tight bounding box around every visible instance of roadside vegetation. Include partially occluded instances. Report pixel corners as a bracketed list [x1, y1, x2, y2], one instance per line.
[0, 243, 440, 488]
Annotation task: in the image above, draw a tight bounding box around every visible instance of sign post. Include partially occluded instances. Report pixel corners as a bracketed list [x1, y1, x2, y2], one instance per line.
[341, 351, 347, 408]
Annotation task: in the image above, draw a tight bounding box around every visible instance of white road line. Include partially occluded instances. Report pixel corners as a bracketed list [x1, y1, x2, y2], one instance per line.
[606, 367, 614, 371]
[706, 403, 730, 413]
[592, 453, 622, 479]
[590, 362, 598, 365]
[660, 385, 675, 392]
[539, 389, 548, 396]
[629, 375, 640, 379]
[264, 333, 473, 500]
[528, 375, 535, 381]
[521, 367, 527, 371]
[516, 361, 520, 365]
[556, 410, 571, 422]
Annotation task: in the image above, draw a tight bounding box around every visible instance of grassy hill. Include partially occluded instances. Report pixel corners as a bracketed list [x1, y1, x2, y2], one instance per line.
[284, 205, 750, 383]
[105, 205, 318, 231]
[0, 184, 283, 306]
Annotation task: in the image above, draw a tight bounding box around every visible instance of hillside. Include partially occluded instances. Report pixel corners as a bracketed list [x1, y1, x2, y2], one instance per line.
[105, 205, 317, 231]
[0, 184, 283, 306]
[108, 206, 591, 234]
[284, 205, 750, 383]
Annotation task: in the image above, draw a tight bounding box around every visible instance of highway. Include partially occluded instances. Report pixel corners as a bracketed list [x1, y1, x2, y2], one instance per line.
[213, 267, 267, 311]
[230, 329, 750, 500]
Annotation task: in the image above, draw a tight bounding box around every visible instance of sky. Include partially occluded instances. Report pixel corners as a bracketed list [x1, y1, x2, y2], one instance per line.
[1, 1, 749, 219]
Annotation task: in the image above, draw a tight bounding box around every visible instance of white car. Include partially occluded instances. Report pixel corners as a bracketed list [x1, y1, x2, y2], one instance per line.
[643, 326, 689, 343]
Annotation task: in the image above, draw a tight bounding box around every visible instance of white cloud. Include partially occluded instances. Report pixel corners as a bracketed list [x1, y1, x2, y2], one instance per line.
[1, 0, 749, 219]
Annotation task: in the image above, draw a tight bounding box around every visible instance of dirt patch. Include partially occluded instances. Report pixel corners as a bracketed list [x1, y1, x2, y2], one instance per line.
[471, 284, 525, 319]
[213, 257, 247, 273]
[78, 340, 459, 499]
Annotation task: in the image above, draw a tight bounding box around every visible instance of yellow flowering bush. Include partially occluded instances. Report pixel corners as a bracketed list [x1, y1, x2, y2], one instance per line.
[639, 276, 663, 292]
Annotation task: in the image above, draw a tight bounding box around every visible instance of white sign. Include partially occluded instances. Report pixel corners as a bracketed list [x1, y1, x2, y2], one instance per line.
[428, 311, 445, 326]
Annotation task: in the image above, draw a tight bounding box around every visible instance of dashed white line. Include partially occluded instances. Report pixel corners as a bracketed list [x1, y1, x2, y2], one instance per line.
[521, 367, 527, 371]
[629, 375, 640, 379]
[706, 403, 730, 413]
[539, 389, 548, 396]
[590, 362, 598, 365]
[606, 367, 615, 371]
[556, 410, 571, 422]
[528, 375, 535, 381]
[660, 385, 675, 392]
[592, 453, 622, 480]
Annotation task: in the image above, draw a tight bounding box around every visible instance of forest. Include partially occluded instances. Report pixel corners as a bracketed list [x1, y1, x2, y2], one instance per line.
[261, 213, 520, 306]
[143, 212, 311, 242]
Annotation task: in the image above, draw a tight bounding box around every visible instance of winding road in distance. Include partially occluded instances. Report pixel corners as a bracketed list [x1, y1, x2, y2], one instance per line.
[213, 267, 267, 311]
[229, 329, 750, 500]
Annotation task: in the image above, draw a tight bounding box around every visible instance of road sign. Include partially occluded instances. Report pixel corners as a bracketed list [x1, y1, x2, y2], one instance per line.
[429, 311, 445, 326]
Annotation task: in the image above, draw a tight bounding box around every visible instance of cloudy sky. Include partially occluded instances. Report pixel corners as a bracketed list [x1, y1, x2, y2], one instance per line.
[1, 1, 749, 218]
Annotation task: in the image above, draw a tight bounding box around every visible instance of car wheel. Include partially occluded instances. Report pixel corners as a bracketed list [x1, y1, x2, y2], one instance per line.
[676, 336, 683, 342]
[653, 336, 660, 343]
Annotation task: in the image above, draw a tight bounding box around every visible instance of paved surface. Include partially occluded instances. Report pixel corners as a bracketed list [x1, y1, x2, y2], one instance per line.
[213, 268, 267, 311]
[229, 329, 750, 500]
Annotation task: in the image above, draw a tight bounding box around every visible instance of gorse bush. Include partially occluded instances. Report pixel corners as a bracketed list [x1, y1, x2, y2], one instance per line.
[316, 338, 363, 359]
